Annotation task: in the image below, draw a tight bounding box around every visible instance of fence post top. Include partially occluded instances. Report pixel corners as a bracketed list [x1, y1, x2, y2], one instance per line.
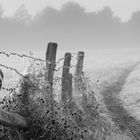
[65, 52, 71, 57]
[48, 42, 58, 46]
[78, 51, 84, 57]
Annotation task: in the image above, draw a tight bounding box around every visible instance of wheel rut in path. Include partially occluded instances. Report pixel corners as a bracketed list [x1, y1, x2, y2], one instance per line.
[101, 63, 140, 140]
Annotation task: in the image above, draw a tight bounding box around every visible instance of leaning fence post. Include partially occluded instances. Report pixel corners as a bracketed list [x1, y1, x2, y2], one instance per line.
[61, 53, 72, 103]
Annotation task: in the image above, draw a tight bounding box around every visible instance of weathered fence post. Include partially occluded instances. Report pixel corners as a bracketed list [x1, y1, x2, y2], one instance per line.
[61, 53, 72, 103]
[74, 51, 85, 110]
[45, 42, 57, 97]
[45, 42, 57, 120]
[74, 51, 84, 91]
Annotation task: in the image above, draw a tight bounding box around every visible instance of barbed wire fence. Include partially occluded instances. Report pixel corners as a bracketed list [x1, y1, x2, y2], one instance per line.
[0, 50, 98, 120]
[1, 46, 90, 103]
[0, 50, 82, 96]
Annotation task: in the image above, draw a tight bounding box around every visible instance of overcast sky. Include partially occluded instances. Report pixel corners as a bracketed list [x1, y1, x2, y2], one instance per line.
[0, 0, 139, 54]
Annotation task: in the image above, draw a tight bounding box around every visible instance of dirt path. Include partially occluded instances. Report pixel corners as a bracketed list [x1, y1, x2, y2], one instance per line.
[101, 63, 140, 140]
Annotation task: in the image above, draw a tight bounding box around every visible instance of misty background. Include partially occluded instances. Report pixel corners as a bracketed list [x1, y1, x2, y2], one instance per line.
[0, 2, 139, 52]
[0, 1, 140, 95]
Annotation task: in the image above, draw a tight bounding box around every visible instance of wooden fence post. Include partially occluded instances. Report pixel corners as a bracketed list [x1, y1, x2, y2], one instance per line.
[46, 42, 57, 85]
[61, 53, 72, 103]
[45, 42, 57, 120]
[45, 42, 57, 97]
[73, 51, 85, 110]
[74, 51, 84, 91]
[0, 109, 28, 128]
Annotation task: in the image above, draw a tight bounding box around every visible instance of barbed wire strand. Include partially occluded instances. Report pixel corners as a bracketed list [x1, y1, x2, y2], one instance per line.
[0, 64, 24, 77]
[0, 52, 51, 64]
[0, 52, 73, 68]
[55, 58, 64, 66]
[0, 51, 82, 94]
